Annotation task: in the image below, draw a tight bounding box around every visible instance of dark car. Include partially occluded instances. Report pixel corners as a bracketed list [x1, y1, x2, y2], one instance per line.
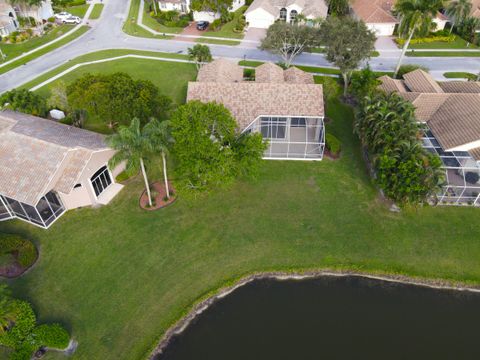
[196, 21, 209, 31]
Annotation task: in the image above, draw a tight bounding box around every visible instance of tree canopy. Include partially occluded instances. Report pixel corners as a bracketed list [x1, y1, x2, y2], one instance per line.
[170, 101, 266, 193]
[189, 0, 233, 14]
[67, 73, 172, 128]
[260, 21, 319, 68]
[327, 0, 350, 16]
[355, 92, 444, 205]
[188, 44, 213, 70]
[0, 89, 47, 117]
[319, 16, 376, 96]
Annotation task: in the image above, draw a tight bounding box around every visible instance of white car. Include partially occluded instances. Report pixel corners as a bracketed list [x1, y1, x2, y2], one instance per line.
[63, 16, 81, 24]
[55, 12, 72, 21]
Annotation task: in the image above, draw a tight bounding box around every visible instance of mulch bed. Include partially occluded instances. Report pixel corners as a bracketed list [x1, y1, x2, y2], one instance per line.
[139, 182, 176, 211]
[324, 148, 340, 160]
[0, 250, 38, 279]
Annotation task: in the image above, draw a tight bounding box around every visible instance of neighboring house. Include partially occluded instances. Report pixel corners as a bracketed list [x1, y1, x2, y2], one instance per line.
[245, 0, 328, 29]
[0, 110, 124, 228]
[0, 1, 18, 37]
[20, 0, 54, 22]
[157, 0, 245, 22]
[378, 69, 480, 206]
[471, 0, 480, 18]
[187, 59, 325, 160]
[350, 0, 447, 36]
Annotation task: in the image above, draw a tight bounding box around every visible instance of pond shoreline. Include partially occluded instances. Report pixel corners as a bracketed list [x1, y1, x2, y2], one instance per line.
[149, 270, 480, 359]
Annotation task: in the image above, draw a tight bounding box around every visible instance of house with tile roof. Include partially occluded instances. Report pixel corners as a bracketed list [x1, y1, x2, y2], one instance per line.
[157, 0, 245, 23]
[0, 110, 124, 228]
[378, 69, 480, 206]
[0, 1, 18, 37]
[187, 59, 325, 160]
[350, 0, 448, 36]
[245, 0, 328, 29]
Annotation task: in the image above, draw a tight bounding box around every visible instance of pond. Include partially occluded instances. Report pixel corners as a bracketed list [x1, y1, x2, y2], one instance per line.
[157, 276, 480, 360]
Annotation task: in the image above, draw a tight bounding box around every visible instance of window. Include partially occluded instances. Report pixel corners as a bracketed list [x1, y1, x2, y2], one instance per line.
[74, 184, 82, 189]
[290, 117, 306, 127]
[279, 8, 287, 21]
[0, 196, 12, 220]
[160, 2, 166, 9]
[290, 10, 298, 23]
[90, 165, 112, 197]
[261, 117, 287, 139]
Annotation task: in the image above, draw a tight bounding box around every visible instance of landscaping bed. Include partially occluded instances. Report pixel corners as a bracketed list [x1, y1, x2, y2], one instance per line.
[0, 234, 38, 278]
[140, 182, 176, 210]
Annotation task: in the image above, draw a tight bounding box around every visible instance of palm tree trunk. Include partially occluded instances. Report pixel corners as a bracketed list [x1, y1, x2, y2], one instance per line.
[140, 157, 153, 207]
[394, 28, 415, 79]
[152, 0, 158, 15]
[342, 72, 349, 97]
[449, 21, 454, 34]
[162, 151, 170, 199]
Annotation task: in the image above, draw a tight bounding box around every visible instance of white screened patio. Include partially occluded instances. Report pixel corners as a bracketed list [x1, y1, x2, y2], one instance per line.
[243, 116, 325, 160]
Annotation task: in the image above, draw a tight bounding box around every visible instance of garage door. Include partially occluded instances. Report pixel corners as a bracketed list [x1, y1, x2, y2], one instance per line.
[368, 24, 395, 36]
[246, 16, 274, 29]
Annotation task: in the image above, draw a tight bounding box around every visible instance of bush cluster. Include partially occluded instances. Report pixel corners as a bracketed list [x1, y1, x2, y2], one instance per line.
[0, 234, 37, 268]
[325, 133, 341, 156]
[355, 92, 444, 205]
[396, 34, 456, 45]
[151, 10, 190, 28]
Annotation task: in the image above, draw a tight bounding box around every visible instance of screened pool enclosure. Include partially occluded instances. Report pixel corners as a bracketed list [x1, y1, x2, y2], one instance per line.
[422, 129, 480, 206]
[243, 116, 325, 160]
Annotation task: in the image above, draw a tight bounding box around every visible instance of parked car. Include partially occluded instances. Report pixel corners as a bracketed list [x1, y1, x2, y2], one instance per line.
[63, 16, 81, 24]
[196, 21, 209, 31]
[55, 12, 72, 21]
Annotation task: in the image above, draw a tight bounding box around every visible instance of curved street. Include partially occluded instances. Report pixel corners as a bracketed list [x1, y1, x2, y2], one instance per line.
[0, 0, 479, 93]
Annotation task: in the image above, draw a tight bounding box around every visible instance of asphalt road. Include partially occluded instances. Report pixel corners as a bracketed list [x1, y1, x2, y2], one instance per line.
[0, 0, 479, 93]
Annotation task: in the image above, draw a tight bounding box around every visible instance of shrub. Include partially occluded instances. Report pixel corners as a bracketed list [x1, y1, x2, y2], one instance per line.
[234, 15, 246, 32]
[210, 19, 222, 31]
[396, 34, 456, 45]
[0, 89, 47, 117]
[350, 65, 380, 98]
[325, 133, 341, 156]
[396, 64, 429, 79]
[47, 16, 56, 23]
[0, 234, 37, 268]
[243, 68, 255, 80]
[32, 324, 70, 349]
[465, 172, 480, 185]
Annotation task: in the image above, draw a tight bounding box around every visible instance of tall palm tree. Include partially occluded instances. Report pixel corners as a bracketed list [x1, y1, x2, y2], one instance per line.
[446, 0, 472, 33]
[393, 0, 444, 78]
[144, 119, 173, 199]
[107, 118, 155, 207]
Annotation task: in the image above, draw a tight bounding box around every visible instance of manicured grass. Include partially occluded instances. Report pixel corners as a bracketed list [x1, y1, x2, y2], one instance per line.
[0, 26, 90, 75]
[406, 36, 478, 49]
[66, 4, 89, 18]
[3, 73, 480, 360]
[33, 58, 197, 133]
[407, 50, 480, 57]
[443, 72, 478, 80]
[195, 37, 241, 46]
[89, 3, 104, 20]
[0, 25, 76, 62]
[202, 6, 247, 39]
[142, 6, 184, 34]
[122, 0, 173, 39]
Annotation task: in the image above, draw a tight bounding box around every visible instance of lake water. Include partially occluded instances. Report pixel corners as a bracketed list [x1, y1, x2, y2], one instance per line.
[157, 276, 480, 360]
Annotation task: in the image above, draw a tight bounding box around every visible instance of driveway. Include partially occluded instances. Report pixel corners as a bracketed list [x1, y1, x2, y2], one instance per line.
[175, 22, 205, 42]
[375, 36, 400, 51]
[241, 27, 266, 48]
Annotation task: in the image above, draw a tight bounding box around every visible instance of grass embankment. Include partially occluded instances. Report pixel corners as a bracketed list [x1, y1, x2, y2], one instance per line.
[406, 36, 478, 49]
[66, 4, 89, 18]
[407, 50, 480, 57]
[195, 38, 241, 45]
[122, 0, 173, 39]
[202, 6, 246, 39]
[0, 25, 75, 62]
[89, 3, 104, 20]
[443, 72, 478, 80]
[3, 60, 480, 359]
[0, 26, 90, 75]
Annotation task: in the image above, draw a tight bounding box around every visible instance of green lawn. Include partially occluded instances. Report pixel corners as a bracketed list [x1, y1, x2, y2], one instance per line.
[33, 58, 197, 133]
[122, 0, 173, 39]
[66, 4, 89, 18]
[407, 36, 478, 49]
[141, 5, 184, 34]
[407, 50, 480, 57]
[202, 6, 247, 39]
[0, 25, 76, 62]
[89, 3, 104, 20]
[443, 72, 478, 80]
[0, 26, 90, 75]
[195, 37, 241, 46]
[3, 62, 480, 360]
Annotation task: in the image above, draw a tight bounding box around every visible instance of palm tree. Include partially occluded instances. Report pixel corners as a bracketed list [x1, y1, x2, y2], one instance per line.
[446, 0, 472, 33]
[327, 0, 350, 16]
[187, 44, 212, 70]
[0, 284, 16, 334]
[107, 118, 155, 207]
[393, 0, 444, 78]
[144, 119, 173, 199]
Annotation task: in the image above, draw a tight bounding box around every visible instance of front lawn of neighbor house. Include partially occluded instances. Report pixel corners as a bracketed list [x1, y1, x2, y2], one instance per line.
[202, 6, 247, 39]
[66, 4, 89, 18]
[406, 35, 478, 49]
[2, 67, 480, 360]
[89, 3, 104, 19]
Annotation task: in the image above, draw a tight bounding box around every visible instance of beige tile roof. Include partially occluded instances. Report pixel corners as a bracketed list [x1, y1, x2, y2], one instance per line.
[378, 75, 408, 93]
[403, 69, 444, 93]
[187, 82, 324, 130]
[284, 66, 314, 84]
[0, 110, 109, 205]
[469, 147, 480, 161]
[197, 58, 244, 83]
[439, 81, 480, 94]
[256, 62, 285, 83]
[472, 0, 480, 17]
[406, 93, 450, 122]
[351, 0, 398, 23]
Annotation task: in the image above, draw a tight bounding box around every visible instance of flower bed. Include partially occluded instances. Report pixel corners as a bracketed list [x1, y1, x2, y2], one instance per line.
[0, 234, 38, 278]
